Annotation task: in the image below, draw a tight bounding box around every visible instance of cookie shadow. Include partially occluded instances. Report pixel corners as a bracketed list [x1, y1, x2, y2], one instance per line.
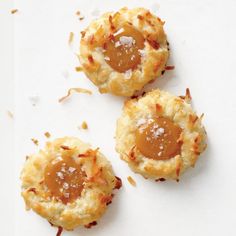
[70, 188, 123, 236]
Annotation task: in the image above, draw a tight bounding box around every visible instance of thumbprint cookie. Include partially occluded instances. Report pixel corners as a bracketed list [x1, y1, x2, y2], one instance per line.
[21, 137, 122, 231]
[79, 7, 169, 96]
[116, 89, 207, 181]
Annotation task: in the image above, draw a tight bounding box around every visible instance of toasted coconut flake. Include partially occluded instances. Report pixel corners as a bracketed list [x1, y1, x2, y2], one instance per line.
[147, 39, 160, 49]
[165, 65, 175, 70]
[68, 32, 74, 45]
[84, 221, 97, 229]
[88, 55, 94, 64]
[155, 178, 166, 182]
[31, 138, 39, 146]
[108, 15, 115, 30]
[75, 66, 83, 72]
[44, 132, 51, 138]
[81, 121, 88, 130]
[127, 176, 136, 187]
[79, 16, 84, 21]
[75, 10, 81, 16]
[27, 187, 37, 194]
[11, 9, 18, 14]
[81, 31, 86, 38]
[100, 194, 113, 205]
[60, 145, 71, 150]
[56, 226, 63, 236]
[7, 110, 14, 119]
[179, 88, 192, 102]
[137, 14, 144, 20]
[114, 176, 122, 189]
[155, 103, 162, 113]
[129, 146, 136, 161]
[58, 88, 92, 103]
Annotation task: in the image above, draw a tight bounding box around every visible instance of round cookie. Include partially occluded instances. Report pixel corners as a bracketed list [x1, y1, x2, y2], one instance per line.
[21, 137, 122, 231]
[116, 89, 207, 181]
[79, 7, 169, 96]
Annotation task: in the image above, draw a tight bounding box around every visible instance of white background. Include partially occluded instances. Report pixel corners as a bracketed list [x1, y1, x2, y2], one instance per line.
[1, 0, 236, 235]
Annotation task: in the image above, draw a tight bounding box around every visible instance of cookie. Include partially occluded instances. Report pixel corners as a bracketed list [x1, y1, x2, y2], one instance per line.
[21, 137, 122, 230]
[116, 89, 207, 180]
[79, 7, 169, 96]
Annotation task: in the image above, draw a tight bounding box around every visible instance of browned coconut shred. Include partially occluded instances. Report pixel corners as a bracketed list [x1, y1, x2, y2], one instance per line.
[11, 9, 18, 14]
[127, 176, 136, 187]
[68, 32, 74, 45]
[58, 88, 92, 103]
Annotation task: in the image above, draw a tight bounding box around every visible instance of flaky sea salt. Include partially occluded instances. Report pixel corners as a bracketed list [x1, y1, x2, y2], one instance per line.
[119, 36, 135, 47]
[68, 167, 76, 173]
[115, 41, 121, 48]
[153, 127, 165, 138]
[63, 182, 69, 190]
[56, 172, 64, 180]
[137, 118, 146, 127]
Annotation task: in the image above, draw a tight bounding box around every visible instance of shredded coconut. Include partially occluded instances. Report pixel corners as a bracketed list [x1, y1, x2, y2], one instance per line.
[113, 28, 124, 36]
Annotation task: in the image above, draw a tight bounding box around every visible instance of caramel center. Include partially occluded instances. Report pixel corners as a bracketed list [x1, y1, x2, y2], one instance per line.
[104, 24, 145, 73]
[136, 117, 182, 160]
[44, 155, 85, 204]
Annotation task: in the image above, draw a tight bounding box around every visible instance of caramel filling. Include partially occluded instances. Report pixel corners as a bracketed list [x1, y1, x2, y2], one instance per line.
[136, 117, 182, 160]
[44, 155, 85, 204]
[104, 24, 145, 73]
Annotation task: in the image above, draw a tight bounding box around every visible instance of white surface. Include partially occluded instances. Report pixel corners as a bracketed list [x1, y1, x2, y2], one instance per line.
[3, 0, 235, 235]
[0, 1, 14, 236]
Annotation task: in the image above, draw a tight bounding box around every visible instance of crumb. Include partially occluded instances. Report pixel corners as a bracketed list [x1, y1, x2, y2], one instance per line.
[11, 9, 18, 14]
[127, 176, 136, 187]
[25, 156, 29, 160]
[75, 66, 83, 72]
[44, 132, 51, 138]
[68, 32, 74, 45]
[75, 10, 81, 16]
[6, 110, 14, 119]
[31, 138, 39, 146]
[81, 121, 88, 130]
[28, 95, 39, 106]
